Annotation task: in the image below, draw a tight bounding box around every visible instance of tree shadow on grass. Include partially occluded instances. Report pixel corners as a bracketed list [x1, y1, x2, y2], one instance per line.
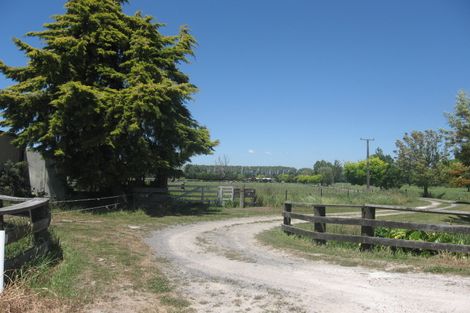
[141, 201, 223, 217]
[446, 215, 470, 225]
[76, 198, 224, 218]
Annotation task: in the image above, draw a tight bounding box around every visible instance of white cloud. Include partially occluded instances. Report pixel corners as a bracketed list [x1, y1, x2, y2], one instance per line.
[248, 149, 255, 154]
[265, 151, 272, 155]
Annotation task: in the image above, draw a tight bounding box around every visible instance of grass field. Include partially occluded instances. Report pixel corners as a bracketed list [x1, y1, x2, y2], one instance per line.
[176, 181, 425, 207]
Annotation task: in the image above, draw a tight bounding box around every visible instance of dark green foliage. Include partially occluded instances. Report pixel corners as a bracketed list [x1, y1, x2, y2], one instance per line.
[372, 148, 403, 189]
[0, 161, 30, 196]
[375, 227, 470, 246]
[313, 160, 344, 184]
[317, 166, 334, 185]
[0, 0, 217, 192]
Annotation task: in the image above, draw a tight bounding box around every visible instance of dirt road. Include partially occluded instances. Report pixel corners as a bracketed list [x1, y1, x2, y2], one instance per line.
[146, 211, 470, 312]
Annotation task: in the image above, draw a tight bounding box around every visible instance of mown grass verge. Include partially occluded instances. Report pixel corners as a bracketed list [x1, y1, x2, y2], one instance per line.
[2, 205, 279, 313]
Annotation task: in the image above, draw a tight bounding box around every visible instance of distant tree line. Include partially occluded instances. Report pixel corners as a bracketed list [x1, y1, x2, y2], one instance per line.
[183, 161, 346, 186]
[183, 164, 297, 181]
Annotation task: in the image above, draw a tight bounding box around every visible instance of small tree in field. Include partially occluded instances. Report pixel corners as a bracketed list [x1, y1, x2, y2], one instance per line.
[447, 161, 470, 191]
[0, 0, 217, 192]
[395, 130, 448, 197]
[446, 91, 470, 164]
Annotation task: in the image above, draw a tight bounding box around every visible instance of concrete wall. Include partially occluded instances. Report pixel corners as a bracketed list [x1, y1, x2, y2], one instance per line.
[26, 150, 65, 198]
[0, 133, 65, 198]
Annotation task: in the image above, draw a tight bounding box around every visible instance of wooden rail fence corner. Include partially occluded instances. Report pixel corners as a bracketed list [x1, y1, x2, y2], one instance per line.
[0, 195, 52, 274]
[282, 201, 470, 254]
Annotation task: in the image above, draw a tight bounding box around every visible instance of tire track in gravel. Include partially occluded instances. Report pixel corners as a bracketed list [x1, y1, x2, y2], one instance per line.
[146, 201, 470, 313]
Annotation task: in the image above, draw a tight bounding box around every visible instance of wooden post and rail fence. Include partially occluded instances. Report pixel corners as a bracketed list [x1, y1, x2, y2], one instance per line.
[282, 201, 470, 253]
[0, 195, 52, 291]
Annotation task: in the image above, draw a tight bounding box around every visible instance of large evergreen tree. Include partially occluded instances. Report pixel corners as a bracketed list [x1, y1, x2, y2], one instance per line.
[0, 0, 217, 192]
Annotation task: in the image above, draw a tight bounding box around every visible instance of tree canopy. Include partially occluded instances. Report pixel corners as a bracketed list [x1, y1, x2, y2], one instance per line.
[0, 0, 217, 192]
[395, 130, 448, 197]
[447, 91, 470, 165]
[344, 157, 388, 187]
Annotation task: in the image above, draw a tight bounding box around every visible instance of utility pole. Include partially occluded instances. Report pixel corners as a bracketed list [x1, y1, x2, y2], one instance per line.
[360, 138, 375, 190]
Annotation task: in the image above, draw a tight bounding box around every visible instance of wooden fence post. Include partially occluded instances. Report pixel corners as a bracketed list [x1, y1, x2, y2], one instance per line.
[283, 202, 292, 227]
[313, 205, 326, 245]
[320, 188, 323, 197]
[360, 206, 376, 251]
[240, 185, 245, 208]
[201, 186, 205, 203]
[30, 203, 51, 245]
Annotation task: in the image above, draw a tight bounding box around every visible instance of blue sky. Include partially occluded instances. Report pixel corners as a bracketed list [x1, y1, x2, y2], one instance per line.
[1, 1, 470, 168]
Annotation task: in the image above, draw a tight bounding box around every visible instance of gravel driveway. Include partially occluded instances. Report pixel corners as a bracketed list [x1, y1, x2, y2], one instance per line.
[146, 213, 470, 313]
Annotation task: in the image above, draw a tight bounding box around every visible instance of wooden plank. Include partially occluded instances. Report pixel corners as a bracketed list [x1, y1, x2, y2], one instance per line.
[0, 198, 49, 215]
[287, 201, 364, 209]
[285, 212, 470, 235]
[281, 225, 470, 254]
[366, 203, 470, 217]
[0, 195, 32, 202]
[286, 201, 470, 217]
[5, 241, 50, 271]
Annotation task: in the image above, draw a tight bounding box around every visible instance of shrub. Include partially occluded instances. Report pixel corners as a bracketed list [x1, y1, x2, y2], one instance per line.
[0, 161, 30, 197]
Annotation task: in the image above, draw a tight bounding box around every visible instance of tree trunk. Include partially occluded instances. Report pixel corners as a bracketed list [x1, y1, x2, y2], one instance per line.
[423, 185, 429, 197]
[154, 172, 168, 188]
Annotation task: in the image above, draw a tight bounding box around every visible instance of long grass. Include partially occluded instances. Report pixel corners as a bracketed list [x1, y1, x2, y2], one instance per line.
[177, 181, 424, 207]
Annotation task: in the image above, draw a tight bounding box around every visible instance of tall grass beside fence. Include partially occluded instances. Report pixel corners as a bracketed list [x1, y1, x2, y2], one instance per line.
[177, 181, 422, 208]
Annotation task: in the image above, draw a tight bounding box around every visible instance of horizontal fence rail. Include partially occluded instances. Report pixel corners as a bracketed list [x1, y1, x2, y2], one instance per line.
[282, 201, 470, 254]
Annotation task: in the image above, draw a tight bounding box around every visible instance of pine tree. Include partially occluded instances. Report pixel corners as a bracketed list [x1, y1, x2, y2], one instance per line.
[0, 0, 217, 192]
